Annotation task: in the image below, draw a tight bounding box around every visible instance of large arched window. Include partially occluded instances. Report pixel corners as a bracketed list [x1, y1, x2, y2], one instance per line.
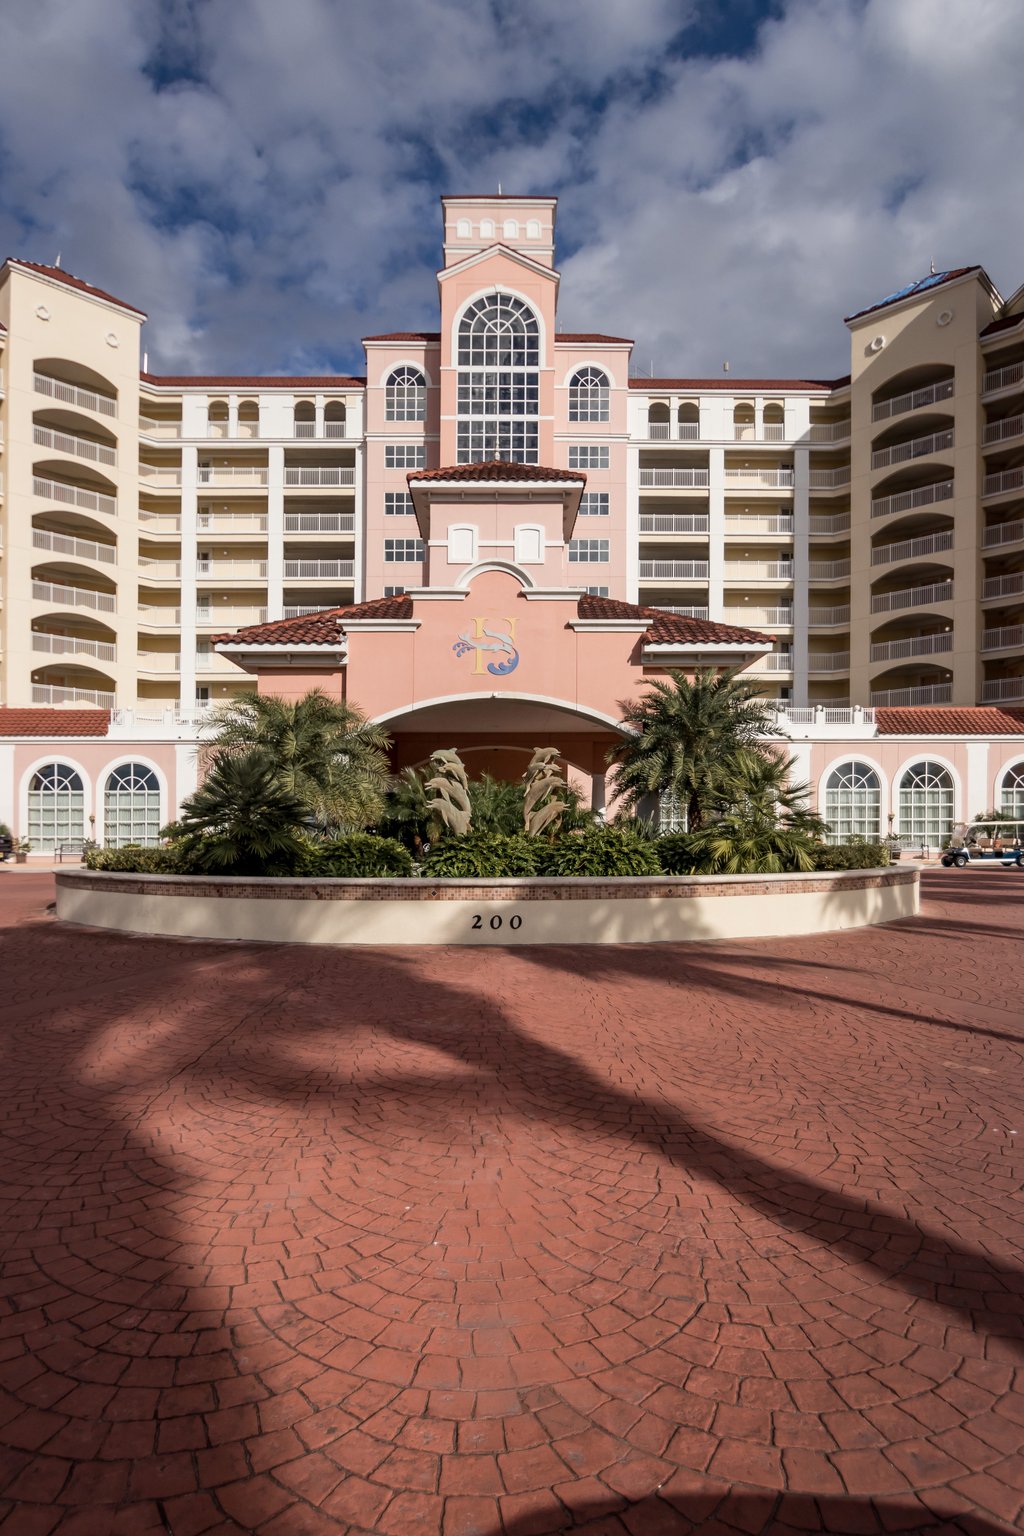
[569, 367, 610, 423]
[1001, 763, 1024, 818]
[457, 293, 539, 464]
[899, 761, 955, 846]
[105, 763, 161, 847]
[385, 367, 426, 423]
[28, 762, 84, 852]
[824, 762, 881, 843]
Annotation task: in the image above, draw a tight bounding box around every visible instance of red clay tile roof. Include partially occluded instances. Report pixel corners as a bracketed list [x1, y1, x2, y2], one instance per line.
[442, 194, 557, 203]
[843, 268, 981, 324]
[875, 706, 1024, 736]
[214, 594, 413, 647]
[557, 333, 634, 344]
[578, 594, 771, 646]
[629, 377, 846, 392]
[409, 460, 585, 484]
[0, 708, 111, 738]
[141, 373, 365, 388]
[363, 332, 440, 342]
[6, 260, 147, 318]
[981, 312, 1024, 337]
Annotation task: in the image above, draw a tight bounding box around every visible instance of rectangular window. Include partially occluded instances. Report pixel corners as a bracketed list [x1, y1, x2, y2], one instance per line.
[383, 585, 406, 597]
[584, 585, 609, 597]
[457, 421, 539, 464]
[578, 492, 609, 516]
[385, 445, 425, 469]
[568, 539, 610, 563]
[569, 446, 609, 469]
[385, 491, 415, 516]
[384, 539, 425, 562]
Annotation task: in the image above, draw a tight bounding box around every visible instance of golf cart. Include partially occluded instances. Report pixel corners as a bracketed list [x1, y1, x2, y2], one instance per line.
[940, 820, 1024, 869]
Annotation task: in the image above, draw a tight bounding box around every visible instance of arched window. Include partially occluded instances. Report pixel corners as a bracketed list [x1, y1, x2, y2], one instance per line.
[385, 367, 426, 423]
[824, 762, 881, 843]
[526, 220, 541, 240]
[456, 219, 471, 238]
[569, 367, 610, 423]
[503, 219, 518, 240]
[28, 762, 84, 852]
[480, 219, 495, 239]
[899, 761, 955, 846]
[456, 293, 540, 464]
[1001, 762, 1024, 817]
[105, 763, 161, 847]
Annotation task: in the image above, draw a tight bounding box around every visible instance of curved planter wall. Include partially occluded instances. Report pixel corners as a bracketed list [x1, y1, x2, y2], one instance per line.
[56, 866, 919, 947]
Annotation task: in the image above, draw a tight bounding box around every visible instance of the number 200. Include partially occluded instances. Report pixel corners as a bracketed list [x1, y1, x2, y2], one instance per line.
[471, 913, 522, 931]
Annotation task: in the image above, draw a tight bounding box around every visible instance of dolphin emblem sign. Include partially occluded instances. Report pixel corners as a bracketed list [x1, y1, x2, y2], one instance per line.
[453, 617, 520, 676]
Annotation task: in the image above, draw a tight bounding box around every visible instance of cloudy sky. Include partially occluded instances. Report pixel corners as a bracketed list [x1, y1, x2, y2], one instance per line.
[1, 0, 1021, 379]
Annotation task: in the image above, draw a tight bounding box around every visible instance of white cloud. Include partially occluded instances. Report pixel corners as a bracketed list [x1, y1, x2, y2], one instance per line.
[0, 0, 1020, 375]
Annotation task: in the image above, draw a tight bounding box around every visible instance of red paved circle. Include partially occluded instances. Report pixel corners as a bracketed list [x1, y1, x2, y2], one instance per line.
[0, 870, 1022, 1535]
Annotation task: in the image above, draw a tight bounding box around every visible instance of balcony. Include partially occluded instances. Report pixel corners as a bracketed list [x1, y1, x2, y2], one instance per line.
[984, 413, 1024, 446]
[871, 428, 953, 471]
[139, 464, 182, 489]
[32, 579, 116, 612]
[723, 606, 793, 627]
[638, 469, 709, 489]
[283, 467, 355, 488]
[871, 377, 953, 422]
[870, 633, 954, 664]
[981, 625, 1024, 652]
[808, 652, 850, 673]
[749, 651, 794, 673]
[723, 561, 793, 581]
[283, 560, 354, 581]
[808, 559, 850, 580]
[808, 606, 851, 627]
[196, 607, 268, 627]
[638, 560, 709, 581]
[870, 682, 953, 707]
[808, 467, 851, 490]
[649, 605, 709, 619]
[809, 512, 851, 535]
[197, 466, 269, 487]
[871, 530, 954, 566]
[197, 513, 268, 534]
[139, 559, 182, 580]
[197, 559, 268, 580]
[33, 424, 116, 468]
[644, 423, 699, 441]
[983, 520, 1024, 550]
[724, 514, 793, 535]
[638, 513, 709, 535]
[32, 683, 116, 708]
[139, 417, 182, 439]
[283, 605, 329, 619]
[34, 474, 116, 517]
[982, 677, 1024, 702]
[32, 529, 116, 565]
[32, 633, 117, 663]
[808, 420, 851, 443]
[284, 512, 355, 534]
[138, 653, 181, 675]
[871, 479, 954, 519]
[870, 581, 953, 614]
[34, 371, 116, 417]
[983, 361, 1024, 396]
[983, 467, 1024, 499]
[983, 572, 1024, 601]
[723, 468, 794, 489]
[140, 512, 182, 533]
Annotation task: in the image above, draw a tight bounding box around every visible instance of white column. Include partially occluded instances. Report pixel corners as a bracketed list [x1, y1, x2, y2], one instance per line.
[591, 772, 606, 818]
[625, 442, 639, 605]
[707, 445, 725, 620]
[174, 742, 200, 817]
[228, 395, 239, 438]
[179, 445, 198, 708]
[754, 396, 764, 441]
[792, 445, 810, 706]
[315, 398, 325, 438]
[267, 444, 285, 619]
[965, 740, 990, 822]
[352, 438, 365, 603]
[0, 743, 15, 832]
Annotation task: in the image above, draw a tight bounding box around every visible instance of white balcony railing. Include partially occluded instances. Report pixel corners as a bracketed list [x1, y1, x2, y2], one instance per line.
[871, 529, 954, 565]
[982, 676, 1024, 702]
[723, 561, 793, 580]
[139, 560, 182, 579]
[870, 633, 953, 663]
[197, 514, 267, 534]
[724, 607, 794, 627]
[32, 579, 116, 612]
[871, 428, 954, 471]
[871, 581, 953, 614]
[982, 625, 1024, 652]
[284, 512, 355, 534]
[984, 414, 1024, 445]
[808, 559, 850, 580]
[870, 683, 953, 707]
[983, 572, 1024, 601]
[32, 683, 116, 708]
[871, 479, 954, 519]
[808, 467, 851, 489]
[32, 633, 117, 663]
[140, 512, 182, 532]
[34, 371, 116, 417]
[139, 606, 183, 626]
[808, 652, 851, 672]
[283, 466, 355, 488]
[197, 465, 269, 486]
[724, 468, 794, 488]
[769, 704, 875, 725]
[283, 605, 329, 618]
[195, 607, 268, 626]
[283, 560, 354, 580]
[139, 417, 182, 438]
[638, 469, 710, 489]
[983, 467, 1024, 499]
[638, 560, 710, 581]
[32, 528, 117, 565]
[638, 514, 709, 535]
[724, 515, 793, 535]
[33, 423, 117, 467]
[752, 651, 794, 672]
[139, 464, 182, 487]
[808, 606, 851, 626]
[651, 605, 709, 618]
[33, 474, 116, 516]
[138, 653, 181, 674]
[808, 420, 851, 442]
[872, 377, 954, 422]
[197, 560, 268, 579]
[293, 422, 348, 439]
[983, 361, 1024, 396]
[809, 512, 851, 535]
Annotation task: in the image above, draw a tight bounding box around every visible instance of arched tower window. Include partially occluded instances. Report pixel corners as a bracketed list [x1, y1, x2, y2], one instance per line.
[385, 367, 426, 423]
[569, 367, 609, 423]
[824, 762, 881, 843]
[1001, 763, 1024, 818]
[456, 293, 540, 464]
[898, 761, 955, 846]
[105, 763, 161, 847]
[28, 762, 84, 852]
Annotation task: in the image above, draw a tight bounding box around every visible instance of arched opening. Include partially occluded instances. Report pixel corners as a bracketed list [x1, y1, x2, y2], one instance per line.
[647, 403, 670, 439]
[27, 762, 86, 851]
[763, 402, 785, 441]
[569, 367, 609, 424]
[1000, 763, 1024, 817]
[34, 358, 119, 417]
[386, 367, 426, 423]
[678, 402, 699, 440]
[294, 399, 316, 438]
[238, 400, 260, 439]
[104, 763, 162, 847]
[733, 402, 755, 441]
[457, 295, 539, 462]
[824, 762, 881, 843]
[324, 400, 347, 438]
[207, 400, 229, 439]
[898, 760, 955, 845]
[31, 662, 116, 708]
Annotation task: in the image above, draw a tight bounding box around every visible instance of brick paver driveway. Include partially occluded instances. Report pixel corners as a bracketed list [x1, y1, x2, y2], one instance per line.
[0, 870, 1022, 1536]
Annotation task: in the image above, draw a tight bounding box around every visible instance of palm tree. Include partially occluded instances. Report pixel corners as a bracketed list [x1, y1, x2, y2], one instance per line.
[610, 669, 779, 831]
[205, 689, 392, 834]
[173, 749, 308, 874]
[718, 749, 831, 840]
[681, 816, 817, 874]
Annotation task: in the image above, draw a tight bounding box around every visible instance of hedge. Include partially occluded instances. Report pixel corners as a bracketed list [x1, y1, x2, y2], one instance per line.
[810, 842, 890, 870]
[420, 833, 538, 878]
[536, 825, 662, 878]
[311, 834, 413, 878]
[84, 845, 185, 873]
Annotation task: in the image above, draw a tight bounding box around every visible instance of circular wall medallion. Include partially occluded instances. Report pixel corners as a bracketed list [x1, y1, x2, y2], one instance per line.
[869, 334, 886, 352]
[937, 309, 954, 327]
[105, 332, 119, 348]
[35, 304, 50, 321]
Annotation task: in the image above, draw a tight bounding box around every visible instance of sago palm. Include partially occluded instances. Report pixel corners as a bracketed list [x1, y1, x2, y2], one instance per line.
[718, 749, 831, 840]
[174, 749, 308, 874]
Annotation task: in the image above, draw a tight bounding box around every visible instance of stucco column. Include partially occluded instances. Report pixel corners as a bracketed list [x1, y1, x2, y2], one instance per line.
[0, 743, 15, 832]
[624, 444, 639, 604]
[179, 445, 198, 708]
[965, 740, 990, 821]
[353, 436, 365, 603]
[792, 445, 810, 705]
[314, 399, 325, 437]
[707, 446, 725, 620]
[174, 741, 199, 819]
[590, 772, 606, 819]
[228, 396, 239, 438]
[267, 445, 285, 619]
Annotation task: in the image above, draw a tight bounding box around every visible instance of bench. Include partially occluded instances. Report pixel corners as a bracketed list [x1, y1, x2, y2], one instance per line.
[55, 841, 86, 864]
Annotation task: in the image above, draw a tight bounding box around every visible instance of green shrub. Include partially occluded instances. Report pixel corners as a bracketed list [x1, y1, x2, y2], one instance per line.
[85, 845, 185, 874]
[654, 833, 702, 874]
[536, 825, 662, 878]
[420, 833, 538, 878]
[312, 833, 413, 877]
[811, 842, 889, 870]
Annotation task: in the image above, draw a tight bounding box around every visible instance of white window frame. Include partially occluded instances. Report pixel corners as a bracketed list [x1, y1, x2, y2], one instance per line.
[385, 367, 426, 423]
[578, 492, 610, 516]
[384, 538, 425, 563]
[569, 445, 609, 469]
[568, 539, 610, 563]
[569, 367, 610, 423]
[384, 491, 415, 516]
[385, 445, 425, 469]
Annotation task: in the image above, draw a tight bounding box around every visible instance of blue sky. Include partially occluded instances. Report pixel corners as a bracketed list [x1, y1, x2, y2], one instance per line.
[1, 0, 1021, 378]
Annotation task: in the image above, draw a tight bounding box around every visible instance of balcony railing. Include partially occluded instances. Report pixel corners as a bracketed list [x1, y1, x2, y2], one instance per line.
[284, 512, 355, 533]
[723, 607, 794, 627]
[34, 371, 116, 417]
[638, 513, 710, 535]
[283, 605, 328, 619]
[283, 466, 355, 488]
[650, 605, 709, 618]
[33, 423, 117, 467]
[870, 633, 953, 663]
[197, 514, 267, 533]
[769, 704, 874, 725]
[808, 559, 850, 580]
[871, 529, 954, 565]
[32, 683, 116, 708]
[139, 417, 182, 438]
[139, 606, 183, 626]
[808, 652, 850, 672]
[870, 581, 953, 614]
[984, 413, 1024, 445]
[32, 528, 116, 565]
[138, 653, 181, 674]
[872, 377, 953, 422]
[283, 560, 354, 580]
[981, 625, 1024, 652]
[808, 606, 851, 626]
[870, 683, 953, 707]
[809, 512, 851, 535]
[723, 561, 793, 580]
[196, 607, 268, 626]
[32, 633, 117, 663]
[749, 651, 794, 672]
[871, 428, 953, 470]
[293, 421, 348, 439]
[139, 464, 182, 487]
[724, 515, 793, 534]
[197, 560, 268, 579]
[983, 572, 1024, 600]
[724, 468, 794, 488]
[871, 479, 954, 519]
[638, 560, 709, 581]
[139, 560, 182, 579]
[982, 676, 1024, 702]
[983, 467, 1024, 499]
[983, 361, 1024, 395]
[197, 466, 269, 486]
[808, 420, 851, 442]
[808, 467, 851, 489]
[638, 469, 709, 489]
[33, 474, 116, 516]
[32, 579, 116, 612]
[140, 512, 182, 532]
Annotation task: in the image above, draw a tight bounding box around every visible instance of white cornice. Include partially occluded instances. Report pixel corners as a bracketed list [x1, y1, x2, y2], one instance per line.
[436, 244, 559, 287]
